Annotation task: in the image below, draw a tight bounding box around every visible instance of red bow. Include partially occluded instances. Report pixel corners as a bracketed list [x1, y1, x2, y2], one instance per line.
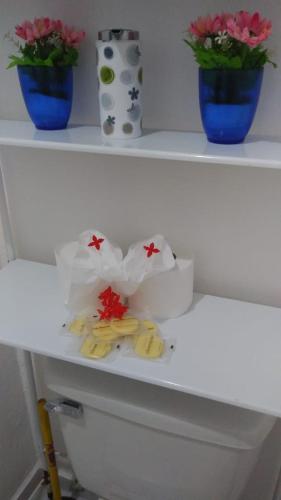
[88, 235, 104, 250]
[144, 242, 160, 258]
[98, 286, 128, 320]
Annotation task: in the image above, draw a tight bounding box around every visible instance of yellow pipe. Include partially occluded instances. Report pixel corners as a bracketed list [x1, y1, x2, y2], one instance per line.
[38, 398, 62, 500]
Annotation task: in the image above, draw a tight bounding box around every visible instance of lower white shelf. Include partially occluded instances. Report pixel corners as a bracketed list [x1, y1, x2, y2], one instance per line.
[1, 259, 281, 417]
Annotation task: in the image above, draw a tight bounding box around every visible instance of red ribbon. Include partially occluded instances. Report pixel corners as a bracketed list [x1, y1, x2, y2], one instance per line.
[98, 286, 128, 320]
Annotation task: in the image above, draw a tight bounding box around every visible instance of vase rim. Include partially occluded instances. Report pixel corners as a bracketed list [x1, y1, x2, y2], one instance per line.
[17, 65, 73, 69]
[199, 67, 264, 72]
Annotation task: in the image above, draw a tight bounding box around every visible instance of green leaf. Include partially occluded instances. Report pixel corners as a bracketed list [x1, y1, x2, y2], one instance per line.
[184, 39, 196, 51]
[228, 56, 242, 69]
[7, 60, 18, 69]
[7, 40, 81, 68]
[184, 37, 277, 70]
[49, 47, 64, 62]
[61, 47, 79, 66]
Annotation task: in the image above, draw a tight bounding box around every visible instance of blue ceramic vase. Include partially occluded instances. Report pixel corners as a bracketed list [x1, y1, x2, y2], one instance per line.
[199, 68, 263, 144]
[17, 66, 73, 130]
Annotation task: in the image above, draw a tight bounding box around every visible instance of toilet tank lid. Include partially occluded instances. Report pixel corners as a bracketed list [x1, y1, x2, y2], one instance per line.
[45, 359, 275, 450]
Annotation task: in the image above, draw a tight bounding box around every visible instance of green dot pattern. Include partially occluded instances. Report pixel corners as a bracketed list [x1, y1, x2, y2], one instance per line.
[100, 66, 115, 85]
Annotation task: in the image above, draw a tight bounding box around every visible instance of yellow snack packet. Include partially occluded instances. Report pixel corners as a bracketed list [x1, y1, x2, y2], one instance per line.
[141, 320, 158, 333]
[111, 317, 139, 335]
[80, 336, 112, 359]
[92, 329, 121, 342]
[69, 317, 87, 336]
[134, 333, 164, 359]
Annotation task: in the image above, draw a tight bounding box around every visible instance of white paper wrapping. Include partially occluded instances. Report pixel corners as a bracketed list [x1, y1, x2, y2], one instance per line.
[128, 258, 194, 320]
[117, 234, 175, 296]
[55, 233, 116, 315]
[55, 231, 176, 315]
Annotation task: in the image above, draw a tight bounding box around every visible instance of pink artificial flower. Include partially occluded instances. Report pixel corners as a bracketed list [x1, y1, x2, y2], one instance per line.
[60, 24, 86, 47]
[53, 19, 63, 33]
[15, 17, 85, 47]
[15, 17, 55, 43]
[15, 21, 36, 43]
[32, 17, 55, 38]
[189, 14, 221, 38]
[218, 12, 234, 31]
[226, 11, 272, 48]
[188, 13, 235, 39]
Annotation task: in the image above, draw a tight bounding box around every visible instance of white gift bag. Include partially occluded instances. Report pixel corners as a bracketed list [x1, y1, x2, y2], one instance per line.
[116, 234, 176, 296]
[55, 230, 193, 320]
[55, 230, 123, 315]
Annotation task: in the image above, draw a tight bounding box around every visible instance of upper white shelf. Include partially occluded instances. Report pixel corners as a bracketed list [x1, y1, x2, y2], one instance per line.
[1, 259, 281, 417]
[0, 120, 281, 169]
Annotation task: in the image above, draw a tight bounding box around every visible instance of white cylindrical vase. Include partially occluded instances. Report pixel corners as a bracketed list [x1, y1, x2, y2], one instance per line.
[97, 29, 143, 139]
[129, 258, 194, 320]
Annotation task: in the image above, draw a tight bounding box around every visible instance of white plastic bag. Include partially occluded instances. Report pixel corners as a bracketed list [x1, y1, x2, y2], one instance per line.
[55, 230, 176, 316]
[115, 234, 176, 296]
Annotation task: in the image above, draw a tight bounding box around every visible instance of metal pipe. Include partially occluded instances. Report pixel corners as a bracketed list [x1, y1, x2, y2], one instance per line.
[38, 399, 62, 500]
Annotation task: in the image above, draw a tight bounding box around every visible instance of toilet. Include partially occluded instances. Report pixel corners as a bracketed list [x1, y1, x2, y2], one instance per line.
[44, 358, 276, 500]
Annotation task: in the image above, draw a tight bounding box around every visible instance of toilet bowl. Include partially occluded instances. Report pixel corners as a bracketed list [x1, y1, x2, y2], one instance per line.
[44, 358, 275, 500]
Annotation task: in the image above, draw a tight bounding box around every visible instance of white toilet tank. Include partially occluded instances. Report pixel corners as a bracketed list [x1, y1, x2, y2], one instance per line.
[44, 358, 275, 500]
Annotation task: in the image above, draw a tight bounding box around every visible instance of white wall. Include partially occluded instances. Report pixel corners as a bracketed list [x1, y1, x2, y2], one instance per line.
[0, 1, 281, 499]
[0, 188, 36, 499]
[0, 346, 36, 500]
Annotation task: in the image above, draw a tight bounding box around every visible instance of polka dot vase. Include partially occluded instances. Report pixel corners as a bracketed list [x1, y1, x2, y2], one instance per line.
[97, 29, 143, 139]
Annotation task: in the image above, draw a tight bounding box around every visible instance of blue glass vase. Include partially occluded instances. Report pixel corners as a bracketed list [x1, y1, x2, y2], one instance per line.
[199, 68, 263, 144]
[17, 66, 73, 130]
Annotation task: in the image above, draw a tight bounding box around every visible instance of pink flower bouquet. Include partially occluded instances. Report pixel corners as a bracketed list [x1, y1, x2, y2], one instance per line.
[185, 11, 275, 69]
[7, 17, 85, 68]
